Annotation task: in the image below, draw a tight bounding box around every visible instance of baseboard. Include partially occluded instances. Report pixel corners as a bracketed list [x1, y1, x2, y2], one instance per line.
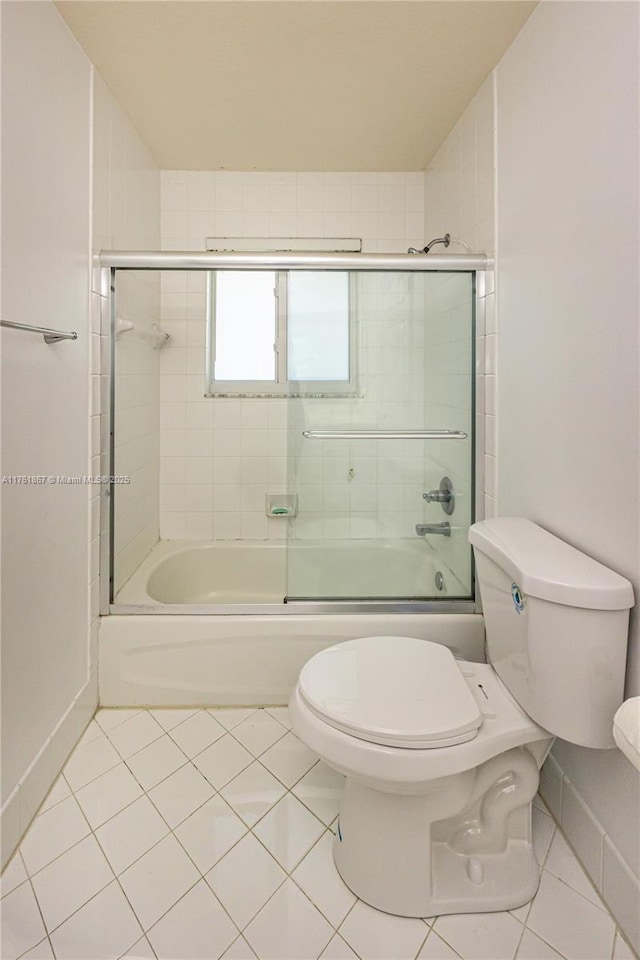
[0, 671, 98, 870]
[540, 753, 640, 957]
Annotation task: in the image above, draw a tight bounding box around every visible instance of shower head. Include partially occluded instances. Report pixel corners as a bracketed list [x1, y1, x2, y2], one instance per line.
[407, 233, 451, 255]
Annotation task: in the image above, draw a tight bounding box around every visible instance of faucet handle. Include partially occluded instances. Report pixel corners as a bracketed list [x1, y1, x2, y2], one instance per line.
[422, 477, 455, 515]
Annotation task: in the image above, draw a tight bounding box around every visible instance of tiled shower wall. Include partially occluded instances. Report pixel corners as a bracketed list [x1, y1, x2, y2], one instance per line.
[92, 75, 161, 594]
[157, 172, 434, 542]
[420, 273, 475, 594]
[423, 75, 497, 523]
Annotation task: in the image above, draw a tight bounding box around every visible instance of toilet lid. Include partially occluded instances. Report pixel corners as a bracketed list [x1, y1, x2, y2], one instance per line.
[298, 636, 483, 749]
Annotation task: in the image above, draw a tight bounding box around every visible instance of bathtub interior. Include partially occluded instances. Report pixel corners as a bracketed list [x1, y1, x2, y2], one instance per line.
[113, 538, 473, 608]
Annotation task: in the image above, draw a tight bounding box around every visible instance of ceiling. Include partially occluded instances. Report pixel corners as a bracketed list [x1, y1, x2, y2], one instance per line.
[56, 1, 536, 171]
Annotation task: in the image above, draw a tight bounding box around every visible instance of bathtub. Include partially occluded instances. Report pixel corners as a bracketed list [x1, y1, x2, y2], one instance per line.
[102, 539, 482, 707]
[114, 538, 471, 605]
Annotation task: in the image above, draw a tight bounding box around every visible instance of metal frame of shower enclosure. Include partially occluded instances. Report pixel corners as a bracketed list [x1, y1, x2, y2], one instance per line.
[99, 251, 492, 617]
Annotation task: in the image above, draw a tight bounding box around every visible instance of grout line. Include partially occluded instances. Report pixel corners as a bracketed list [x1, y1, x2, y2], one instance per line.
[16, 849, 56, 960]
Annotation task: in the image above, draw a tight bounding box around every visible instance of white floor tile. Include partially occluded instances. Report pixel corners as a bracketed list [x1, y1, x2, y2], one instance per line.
[221, 935, 258, 958]
[30, 835, 114, 933]
[206, 833, 286, 929]
[120, 935, 156, 958]
[6, 709, 627, 960]
[544, 832, 605, 909]
[219, 762, 286, 827]
[509, 903, 531, 925]
[174, 795, 247, 873]
[210, 708, 257, 731]
[532, 807, 556, 867]
[0, 880, 47, 959]
[253, 794, 325, 872]
[49, 880, 142, 959]
[259, 733, 318, 788]
[168, 710, 226, 758]
[193, 734, 254, 789]
[319, 934, 359, 959]
[231, 711, 289, 757]
[63, 735, 121, 792]
[126, 735, 187, 791]
[119, 834, 200, 931]
[74, 763, 144, 830]
[147, 880, 238, 960]
[106, 713, 164, 760]
[39, 776, 71, 814]
[527, 870, 616, 960]
[96, 796, 170, 875]
[515, 929, 563, 959]
[339, 899, 428, 960]
[417, 930, 462, 959]
[149, 708, 198, 731]
[0, 853, 28, 899]
[19, 938, 55, 959]
[20, 796, 90, 877]
[75, 719, 103, 749]
[264, 707, 291, 729]
[433, 912, 523, 960]
[292, 762, 345, 826]
[96, 709, 141, 732]
[613, 932, 636, 959]
[292, 832, 356, 927]
[148, 762, 215, 828]
[120, 835, 199, 930]
[244, 879, 334, 960]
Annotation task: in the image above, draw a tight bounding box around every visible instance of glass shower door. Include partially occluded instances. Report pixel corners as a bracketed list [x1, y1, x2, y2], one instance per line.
[285, 270, 474, 601]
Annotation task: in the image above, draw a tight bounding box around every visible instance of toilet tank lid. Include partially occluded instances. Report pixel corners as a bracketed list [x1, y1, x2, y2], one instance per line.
[469, 518, 634, 610]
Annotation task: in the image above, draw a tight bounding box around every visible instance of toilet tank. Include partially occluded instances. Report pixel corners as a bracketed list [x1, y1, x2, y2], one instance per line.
[469, 518, 634, 749]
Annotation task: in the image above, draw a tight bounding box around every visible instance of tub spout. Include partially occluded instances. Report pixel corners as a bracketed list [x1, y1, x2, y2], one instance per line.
[416, 522, 451, 538]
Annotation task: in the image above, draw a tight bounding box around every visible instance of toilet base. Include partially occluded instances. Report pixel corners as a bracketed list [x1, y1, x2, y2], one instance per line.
[332, 747, 541, 917]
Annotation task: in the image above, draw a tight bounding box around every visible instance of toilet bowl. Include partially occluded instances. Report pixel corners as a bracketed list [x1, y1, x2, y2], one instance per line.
[289, 636, 552, 917]
[289, 518, 634, 918]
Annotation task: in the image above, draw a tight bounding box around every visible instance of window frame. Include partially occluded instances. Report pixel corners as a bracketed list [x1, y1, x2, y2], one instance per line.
[205, 269, 358, 398]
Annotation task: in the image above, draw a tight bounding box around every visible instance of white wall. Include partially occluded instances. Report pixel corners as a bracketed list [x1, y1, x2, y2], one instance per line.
[92, 75, 161, 594]
[0, 0, 94, 866]
[495, 2, 639, 951]
[0, 0, 161, 868]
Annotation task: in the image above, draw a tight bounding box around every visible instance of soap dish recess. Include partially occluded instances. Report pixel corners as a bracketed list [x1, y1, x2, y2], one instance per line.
[266, 494, 297, 518]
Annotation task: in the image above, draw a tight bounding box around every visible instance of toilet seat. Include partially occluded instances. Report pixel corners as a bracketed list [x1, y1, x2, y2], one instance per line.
[297, 636, 483, 749]
[291, 657, 552, 789]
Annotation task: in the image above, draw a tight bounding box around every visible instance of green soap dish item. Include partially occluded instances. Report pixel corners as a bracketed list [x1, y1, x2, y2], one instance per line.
[271, 507, 289, 515]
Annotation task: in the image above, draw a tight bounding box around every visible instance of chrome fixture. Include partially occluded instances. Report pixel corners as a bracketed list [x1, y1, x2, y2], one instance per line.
[1, 318, 78, 343]
[435, 572, 445, 591]
[416, 522, 451, 538]
[408, 234, 451, 255]
[100, 250, 491, 272]
[303, 430, 467, 441]
[423, 476, 455, 515]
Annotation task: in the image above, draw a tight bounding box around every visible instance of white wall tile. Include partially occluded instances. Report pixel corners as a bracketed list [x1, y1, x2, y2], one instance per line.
[159, 172, 430, 544]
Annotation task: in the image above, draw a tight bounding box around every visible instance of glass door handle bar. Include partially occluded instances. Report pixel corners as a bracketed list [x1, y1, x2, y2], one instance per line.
[1, 319, 78, 343]
[302, 430, 467, 440]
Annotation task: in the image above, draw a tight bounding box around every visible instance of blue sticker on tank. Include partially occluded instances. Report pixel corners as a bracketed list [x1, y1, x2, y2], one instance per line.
[511, 582, 525, 614]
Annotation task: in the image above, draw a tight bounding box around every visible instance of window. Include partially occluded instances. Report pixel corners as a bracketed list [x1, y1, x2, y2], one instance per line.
[206, 271, 355, 396]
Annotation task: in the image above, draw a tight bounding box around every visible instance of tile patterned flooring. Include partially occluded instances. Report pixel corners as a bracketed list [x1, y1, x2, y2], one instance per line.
[1, 708, 635, 960]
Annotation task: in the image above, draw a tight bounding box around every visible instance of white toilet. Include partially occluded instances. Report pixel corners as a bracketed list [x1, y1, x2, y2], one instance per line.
[289, 518, 634, 917]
